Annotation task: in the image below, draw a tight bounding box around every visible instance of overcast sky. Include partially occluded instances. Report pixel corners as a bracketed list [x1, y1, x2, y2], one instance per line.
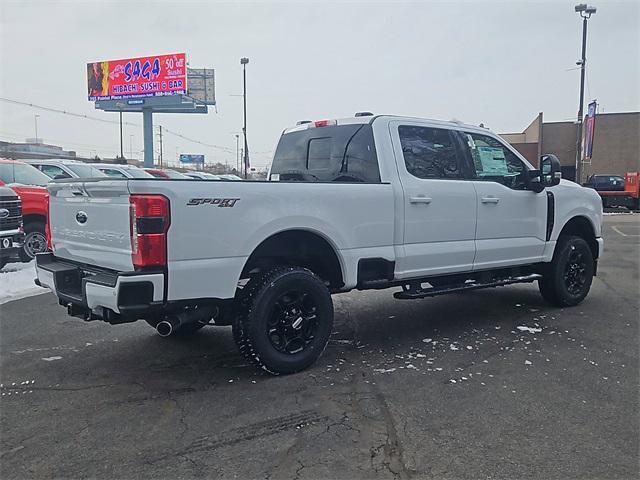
[1, 0, 638, 169]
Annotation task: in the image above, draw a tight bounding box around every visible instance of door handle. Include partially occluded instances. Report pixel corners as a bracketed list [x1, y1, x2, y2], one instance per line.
[409, 196, 432, 204]
[481, 196, 500, 204]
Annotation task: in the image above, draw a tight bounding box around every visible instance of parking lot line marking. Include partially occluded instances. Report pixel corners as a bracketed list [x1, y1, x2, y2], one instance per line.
[612, 226, 640, 237]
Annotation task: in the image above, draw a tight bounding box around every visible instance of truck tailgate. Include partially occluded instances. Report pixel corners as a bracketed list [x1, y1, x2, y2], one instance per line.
[48, 180, 134, 271]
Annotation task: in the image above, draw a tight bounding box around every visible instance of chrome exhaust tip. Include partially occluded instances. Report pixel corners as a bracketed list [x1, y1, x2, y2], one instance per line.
[156, 320, 176, 337]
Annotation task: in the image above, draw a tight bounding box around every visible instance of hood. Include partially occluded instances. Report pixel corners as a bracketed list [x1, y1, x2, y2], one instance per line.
[558, 179, 581, 189]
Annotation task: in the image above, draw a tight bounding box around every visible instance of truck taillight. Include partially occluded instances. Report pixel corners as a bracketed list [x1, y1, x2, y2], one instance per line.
[129, 194, 170, 269]
[45, 193, 52, 250]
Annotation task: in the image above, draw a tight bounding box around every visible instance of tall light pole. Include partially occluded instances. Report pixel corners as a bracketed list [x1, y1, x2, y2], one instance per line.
[235, 134, 240, 173]
[34, 114, 40, 143]
[574, 4, 597, 184]
[129, 135, 134, 160]
[241, 57, 249, 179]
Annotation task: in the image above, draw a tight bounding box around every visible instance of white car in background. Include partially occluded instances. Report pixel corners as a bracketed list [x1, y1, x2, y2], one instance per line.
[91, 163, 154, 179]
[27, 160, 106, 179]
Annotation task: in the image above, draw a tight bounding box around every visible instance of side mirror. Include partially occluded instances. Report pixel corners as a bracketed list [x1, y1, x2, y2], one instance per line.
[540, 154, 562, 187]
[528, 169, 544, 193]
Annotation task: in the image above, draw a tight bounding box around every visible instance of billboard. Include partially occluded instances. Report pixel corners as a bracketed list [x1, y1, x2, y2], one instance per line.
[87, 53, 187, 101]
[583, 101, 597, 160]
[179, 154, 205, 164]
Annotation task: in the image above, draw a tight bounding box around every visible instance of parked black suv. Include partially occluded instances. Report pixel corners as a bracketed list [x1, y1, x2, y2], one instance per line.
[583, 174, 625, 192]
[0, 186, 25, 270]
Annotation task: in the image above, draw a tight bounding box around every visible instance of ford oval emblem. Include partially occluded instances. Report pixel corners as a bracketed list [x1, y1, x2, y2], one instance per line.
[75, 211, 88, 225]
[0, 208, 9, 219]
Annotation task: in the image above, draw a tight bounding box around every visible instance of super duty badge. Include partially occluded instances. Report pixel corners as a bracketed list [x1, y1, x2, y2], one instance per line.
[187, 198, 240, 207]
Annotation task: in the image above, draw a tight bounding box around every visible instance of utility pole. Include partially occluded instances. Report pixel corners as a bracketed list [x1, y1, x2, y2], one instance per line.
[157, 125, 164, 168]
[241, 57, 250, 179]
[119, 111, 124, 161]
[574, 4, 597, 185]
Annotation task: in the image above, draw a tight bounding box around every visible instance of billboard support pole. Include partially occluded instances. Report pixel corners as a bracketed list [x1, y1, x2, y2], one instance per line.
[143, 108, 154, 168]
[119, 111, 124, 161]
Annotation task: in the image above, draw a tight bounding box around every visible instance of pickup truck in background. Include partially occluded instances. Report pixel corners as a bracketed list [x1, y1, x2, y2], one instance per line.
[584, 172, 640, 210]
[0, 159, 50, 260]
[35, 115, 604, 374]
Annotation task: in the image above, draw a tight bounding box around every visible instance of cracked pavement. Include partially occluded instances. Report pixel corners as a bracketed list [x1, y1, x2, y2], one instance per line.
[1, 215, 638, 479]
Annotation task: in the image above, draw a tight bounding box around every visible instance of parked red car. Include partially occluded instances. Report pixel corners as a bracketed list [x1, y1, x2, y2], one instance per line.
[0, 159, 50, 260]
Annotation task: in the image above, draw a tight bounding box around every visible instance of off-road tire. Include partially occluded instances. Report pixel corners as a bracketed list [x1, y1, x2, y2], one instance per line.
[538, 235, 594, 307]
[233, 266, 333, 375]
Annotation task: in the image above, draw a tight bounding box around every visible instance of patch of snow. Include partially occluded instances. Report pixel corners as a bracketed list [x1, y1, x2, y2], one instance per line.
[0, 261, 49, 305]
[517, 326, 543, 334]
[373, 368, 397, 374]
[525, 360, 532, 365]
[449, 344, 459, 351]
[41, 356, 62, 362]
[422, 338, 432, 343]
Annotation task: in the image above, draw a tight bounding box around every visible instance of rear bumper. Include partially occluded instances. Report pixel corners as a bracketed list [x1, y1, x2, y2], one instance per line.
[35, 253, 164, 322]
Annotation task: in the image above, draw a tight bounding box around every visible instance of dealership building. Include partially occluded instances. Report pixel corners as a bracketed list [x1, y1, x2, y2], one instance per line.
[500, 111, 639, 182]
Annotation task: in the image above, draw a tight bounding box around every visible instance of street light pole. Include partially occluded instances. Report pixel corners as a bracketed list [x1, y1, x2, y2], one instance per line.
[34, 114, 40, 143]
[235, 134, 240, 173]
[241, 57, 249, 179]
[119, 111, 124, 160]
[574, 4, 597, 185]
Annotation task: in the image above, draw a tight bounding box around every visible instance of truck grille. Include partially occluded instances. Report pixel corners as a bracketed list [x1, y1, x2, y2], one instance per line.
[0, 197, 22, 231]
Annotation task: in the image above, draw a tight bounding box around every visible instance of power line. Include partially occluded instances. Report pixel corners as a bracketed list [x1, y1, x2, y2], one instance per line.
[0, 97, 139, 127]
[161, 127, 234, 152]
[0, 97, 242, 153]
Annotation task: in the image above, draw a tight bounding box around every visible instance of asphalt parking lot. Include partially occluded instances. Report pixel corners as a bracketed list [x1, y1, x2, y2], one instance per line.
[1, 215, 638, 480]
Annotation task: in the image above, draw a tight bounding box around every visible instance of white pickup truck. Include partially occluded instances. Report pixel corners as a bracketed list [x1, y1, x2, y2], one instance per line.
[36, 114, 603, 374]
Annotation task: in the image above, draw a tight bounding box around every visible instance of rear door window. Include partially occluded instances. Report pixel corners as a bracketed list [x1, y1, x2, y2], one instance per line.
[270, 124, 380, 183]
[398, 125, 464, 179]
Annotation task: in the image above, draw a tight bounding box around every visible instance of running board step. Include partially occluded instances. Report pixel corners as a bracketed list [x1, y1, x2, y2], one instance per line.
[393, 274, 543, 300]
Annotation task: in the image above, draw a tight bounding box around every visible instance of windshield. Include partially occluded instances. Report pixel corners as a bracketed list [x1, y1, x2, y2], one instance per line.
[65, 163, 106, 178]
[0, 162, 51, 186]
[125, 168, 154, 178]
